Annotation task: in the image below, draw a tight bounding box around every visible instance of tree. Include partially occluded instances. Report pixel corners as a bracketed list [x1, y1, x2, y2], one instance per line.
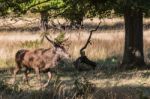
[61, 0, 86, 28]
[61, 0, 111, 28]
[40, 11, 49, 31]
[30, 0, 64, 31]
[74, 22, 100, 71]
[89, 0, 150, 69]
[122, 8, 145, 68]
[0, 0, 62, 31]
[113, 0, 150, 68]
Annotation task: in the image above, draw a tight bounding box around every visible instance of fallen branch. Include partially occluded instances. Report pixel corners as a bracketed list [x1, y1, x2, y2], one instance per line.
[80, 22, 101, 55]
[74, 21, 101, 71]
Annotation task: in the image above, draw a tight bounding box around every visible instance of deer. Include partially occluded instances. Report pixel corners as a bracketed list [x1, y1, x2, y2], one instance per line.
[12, 35, 71, 88]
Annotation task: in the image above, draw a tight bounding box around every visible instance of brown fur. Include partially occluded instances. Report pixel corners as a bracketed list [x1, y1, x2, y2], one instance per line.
[13, 45, 70, 87]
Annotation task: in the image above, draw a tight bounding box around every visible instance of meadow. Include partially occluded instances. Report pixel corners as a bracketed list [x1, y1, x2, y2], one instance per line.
[0, 18, 150, 99]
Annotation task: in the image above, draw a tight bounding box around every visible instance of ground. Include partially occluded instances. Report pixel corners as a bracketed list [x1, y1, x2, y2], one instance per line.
[0, 17, 150, 99]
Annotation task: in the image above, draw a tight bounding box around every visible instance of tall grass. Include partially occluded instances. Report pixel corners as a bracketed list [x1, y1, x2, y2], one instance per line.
[0, 36, 124, 68]
[0, 18, 150, 99]
[1, 32, 150, 68]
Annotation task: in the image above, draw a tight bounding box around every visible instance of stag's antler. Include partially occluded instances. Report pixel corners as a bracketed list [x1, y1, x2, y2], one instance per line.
[80, 21, 101, 55]
[45, 35, 56, 46]
[45, 32, 70, 47]
[61, 37, 71, 48]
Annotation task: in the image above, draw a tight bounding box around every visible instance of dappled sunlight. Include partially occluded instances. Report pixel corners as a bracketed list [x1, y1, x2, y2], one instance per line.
[0, 18, 150, 99]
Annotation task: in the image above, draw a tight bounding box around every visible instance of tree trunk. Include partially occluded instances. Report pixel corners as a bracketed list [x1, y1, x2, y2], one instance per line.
[122, 9, 145, 68]
[40, 11, 49, 31]
[70, 14, 83, 29]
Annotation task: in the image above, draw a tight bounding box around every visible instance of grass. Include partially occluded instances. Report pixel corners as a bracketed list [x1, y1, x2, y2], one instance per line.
[0, 68, 150, 99]
[0, 18, 150, 99]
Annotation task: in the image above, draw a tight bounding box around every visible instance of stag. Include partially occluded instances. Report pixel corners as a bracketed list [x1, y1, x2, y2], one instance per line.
[13, 35, 70, 87]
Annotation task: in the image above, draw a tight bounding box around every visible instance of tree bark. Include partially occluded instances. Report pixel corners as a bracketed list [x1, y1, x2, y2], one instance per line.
[70, 14, 83, 29]
[122, 9, 145, 68]
[40, 11, 49, 31]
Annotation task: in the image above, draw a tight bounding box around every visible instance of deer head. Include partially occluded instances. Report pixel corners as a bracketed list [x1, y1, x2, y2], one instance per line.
[45, 35, 70, 60]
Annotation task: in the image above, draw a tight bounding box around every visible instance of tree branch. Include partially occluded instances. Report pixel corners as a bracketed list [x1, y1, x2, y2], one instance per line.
[80, 21, 101, 55]
[74, 21, 101, 71]
[24, 0, 52, 12]
[45, 35, 55, 46]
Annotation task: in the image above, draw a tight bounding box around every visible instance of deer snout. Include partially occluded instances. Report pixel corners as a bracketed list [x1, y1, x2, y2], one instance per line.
[65, 54, 71, 59]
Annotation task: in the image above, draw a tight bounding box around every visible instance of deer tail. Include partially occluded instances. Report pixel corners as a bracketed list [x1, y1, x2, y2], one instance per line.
[15, 49, 28, 68]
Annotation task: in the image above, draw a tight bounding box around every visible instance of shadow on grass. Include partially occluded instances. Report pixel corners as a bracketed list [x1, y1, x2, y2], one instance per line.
[0, 79, 150, 99]
[0, 55, 150, 99]
[0, 26, 40, 33]
[92, 85, 150, 99]
[0, 55, 150, 81]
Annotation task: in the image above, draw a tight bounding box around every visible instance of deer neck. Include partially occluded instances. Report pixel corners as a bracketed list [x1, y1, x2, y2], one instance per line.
[52, 54, 60, 66]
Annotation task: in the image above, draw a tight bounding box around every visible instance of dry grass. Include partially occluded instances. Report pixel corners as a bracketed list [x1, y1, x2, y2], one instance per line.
[0, 18, 150, 99]
[0, 34, 125, 68]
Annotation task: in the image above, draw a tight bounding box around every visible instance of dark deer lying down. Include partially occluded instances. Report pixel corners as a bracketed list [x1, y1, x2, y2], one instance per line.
[13, 35, 70, 87]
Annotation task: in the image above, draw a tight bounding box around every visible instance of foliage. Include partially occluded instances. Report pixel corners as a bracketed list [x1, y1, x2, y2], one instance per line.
[54, 32, 65, 45]
[60, 0, 86, 24]
[0, 0, 150, 18]
[21, 40, 42, 48]
[30, 0, 64, 13]
[0, 0, 19, 16]
[0, 0, 53, 16]
[74, 76, 95, 97]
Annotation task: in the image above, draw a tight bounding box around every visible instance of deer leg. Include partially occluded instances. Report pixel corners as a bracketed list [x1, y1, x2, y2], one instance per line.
[34, 67, 42, 87]
[43, 71, 52, 87]
[12, 66, 20, 84]
[23, 68, 30, 86]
